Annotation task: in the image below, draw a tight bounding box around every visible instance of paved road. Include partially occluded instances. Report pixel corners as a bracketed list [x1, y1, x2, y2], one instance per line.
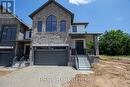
[0, 66, 83, 87]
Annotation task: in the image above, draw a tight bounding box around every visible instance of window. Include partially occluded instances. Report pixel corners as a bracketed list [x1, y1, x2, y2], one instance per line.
[60, 20, 66, 32]
[29, 31, 31, 38]
[25, 30, 31, 39]
[46, 15, 57, 32]
[37, 21, 42, 32]
[72, 26, 77, 32]
[0, 25, 16, 45]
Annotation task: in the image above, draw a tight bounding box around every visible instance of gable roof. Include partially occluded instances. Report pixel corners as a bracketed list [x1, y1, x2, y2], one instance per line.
[29, 0, 74, 23]
[0, 5, 31, 29]
[72, 22, 89, 28]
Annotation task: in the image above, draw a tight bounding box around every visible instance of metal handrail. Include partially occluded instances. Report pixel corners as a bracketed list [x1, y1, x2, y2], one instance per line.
[19, 56, 25, 67]
[20, 56, 25, 61]
[12, 56, 17, 65]
[86, 53, 92, 67]
[74, 49, 79, 70]
[86, 49, 95, 55]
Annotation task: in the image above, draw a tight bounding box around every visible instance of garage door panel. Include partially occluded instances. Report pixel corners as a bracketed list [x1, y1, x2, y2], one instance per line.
[0, 52, 13, 66]
[34, 50, 68, 66]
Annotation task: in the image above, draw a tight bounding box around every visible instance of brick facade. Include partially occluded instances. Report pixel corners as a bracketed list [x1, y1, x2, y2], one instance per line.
[32, 3, 72, 45]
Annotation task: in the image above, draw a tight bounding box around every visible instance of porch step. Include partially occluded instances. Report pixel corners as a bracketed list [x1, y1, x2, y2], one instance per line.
[77, 55, 91, 70]
[12, 61, 30, 68]
[12, 62, 20, 68]
[79, 66, 91, 70]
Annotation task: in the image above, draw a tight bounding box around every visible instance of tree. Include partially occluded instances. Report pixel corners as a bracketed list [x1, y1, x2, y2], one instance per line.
[99, 30, 130, 55]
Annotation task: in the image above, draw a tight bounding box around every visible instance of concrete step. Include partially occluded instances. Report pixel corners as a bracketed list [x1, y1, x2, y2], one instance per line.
[79, 68, 91, 71]
[12, 62, 20, 68]
[77, 55, 91, 71]
[12, 61, 29, 68]
[79, 66, 91, 68]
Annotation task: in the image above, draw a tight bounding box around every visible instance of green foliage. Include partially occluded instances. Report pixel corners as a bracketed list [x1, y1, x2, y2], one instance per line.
[86, 41, 94, 55]
[99, 30, 130, 55]
[86, 41, 94, 49]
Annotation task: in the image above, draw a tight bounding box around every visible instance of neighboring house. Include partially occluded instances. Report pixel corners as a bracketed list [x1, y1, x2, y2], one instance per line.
[29, 0, 101, 67]
[0, 5, 31, 67]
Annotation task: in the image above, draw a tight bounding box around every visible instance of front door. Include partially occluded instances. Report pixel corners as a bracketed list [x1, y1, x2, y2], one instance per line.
[24, 45, 30, 61]
[75, 40, 84, 55]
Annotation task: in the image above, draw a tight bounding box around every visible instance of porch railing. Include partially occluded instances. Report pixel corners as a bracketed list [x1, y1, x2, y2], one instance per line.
[19, 55, 26, 67]
[71, 49, 79, 70]
[86, 49, 95, 55]
[12, 56, 18, 65]
[71, 48, 87, 55]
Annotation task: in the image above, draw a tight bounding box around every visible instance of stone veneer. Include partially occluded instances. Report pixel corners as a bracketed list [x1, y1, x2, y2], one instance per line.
[32, 2, 72, 45]
[0, 14, 27, 40]
[0, 13, 29, 57]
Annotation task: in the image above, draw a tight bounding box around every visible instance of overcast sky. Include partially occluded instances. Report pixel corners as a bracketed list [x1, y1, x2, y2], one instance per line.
[15, 0, 130, 33]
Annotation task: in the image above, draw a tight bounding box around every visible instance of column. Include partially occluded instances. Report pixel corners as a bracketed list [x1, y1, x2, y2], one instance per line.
[94, 35, 99, 56]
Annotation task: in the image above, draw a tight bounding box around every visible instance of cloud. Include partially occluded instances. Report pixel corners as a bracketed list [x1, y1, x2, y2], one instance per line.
[69, 0, 94, 5]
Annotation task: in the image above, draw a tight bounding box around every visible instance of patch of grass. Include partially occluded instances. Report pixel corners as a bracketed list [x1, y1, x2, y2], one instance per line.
[99, 55, 130, 61]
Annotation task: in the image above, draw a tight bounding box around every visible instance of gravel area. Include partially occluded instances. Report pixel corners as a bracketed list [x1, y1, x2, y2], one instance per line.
[0, 66, 88, 87]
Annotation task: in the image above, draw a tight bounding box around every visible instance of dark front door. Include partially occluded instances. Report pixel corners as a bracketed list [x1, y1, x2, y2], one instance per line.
[25, 45, 30, 61]
[76, 40, 84, 55]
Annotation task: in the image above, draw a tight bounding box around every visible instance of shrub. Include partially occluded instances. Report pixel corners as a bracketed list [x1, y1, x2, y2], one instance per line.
[86, 41, 94, 49]
[99, 30, 130, 55]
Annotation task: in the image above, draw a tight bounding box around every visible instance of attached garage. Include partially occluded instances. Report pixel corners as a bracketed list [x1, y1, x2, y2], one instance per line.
[34, 46, 69, 66]
[0, 49, 14, 67]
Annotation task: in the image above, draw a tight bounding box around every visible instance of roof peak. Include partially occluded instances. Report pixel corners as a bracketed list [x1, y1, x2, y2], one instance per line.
[49, 0, 55, 1]
[29, 0, 74, 23]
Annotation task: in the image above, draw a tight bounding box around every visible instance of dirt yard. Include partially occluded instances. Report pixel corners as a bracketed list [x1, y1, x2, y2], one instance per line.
[0, 71, 11, 77]
[68, 59, 130, 87]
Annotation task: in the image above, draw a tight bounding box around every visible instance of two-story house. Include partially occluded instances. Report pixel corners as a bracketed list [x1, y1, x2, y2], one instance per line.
[29, 0, 101, 68]
[0, 5, 31, 67]
[0, 0, 101, 69]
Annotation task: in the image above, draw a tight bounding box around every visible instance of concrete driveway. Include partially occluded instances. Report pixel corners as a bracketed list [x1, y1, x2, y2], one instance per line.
[0, 66, 86, 87]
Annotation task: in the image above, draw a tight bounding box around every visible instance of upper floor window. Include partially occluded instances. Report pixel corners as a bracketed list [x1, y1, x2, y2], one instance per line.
[37, 21, 42, 32]
[25, 30, 31, 40]
[46, 15, 57, 32]
[29, 31, 31, 38]
[72, 26, 77, 32]
[0, 25, 16, 45]
[60, 20, 66, 32]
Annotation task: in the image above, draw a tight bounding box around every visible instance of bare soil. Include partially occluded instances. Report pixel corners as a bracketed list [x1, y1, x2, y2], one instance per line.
[68, 59, 130, 87]
[0, 71, 11, 77]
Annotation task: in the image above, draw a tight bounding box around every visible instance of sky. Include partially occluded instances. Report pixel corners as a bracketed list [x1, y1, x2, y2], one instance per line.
[14, 0, 130, 33]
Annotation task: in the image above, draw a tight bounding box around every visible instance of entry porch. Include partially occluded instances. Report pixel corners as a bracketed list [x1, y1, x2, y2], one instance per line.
[70, 33, 101, 56]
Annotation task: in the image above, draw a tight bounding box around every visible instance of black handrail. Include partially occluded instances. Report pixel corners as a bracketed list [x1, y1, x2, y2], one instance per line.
[74, 49, 79, 70]
[86, 53, 92, 68]
[12, 56, 17, 65]
[18, 55, 26, 67]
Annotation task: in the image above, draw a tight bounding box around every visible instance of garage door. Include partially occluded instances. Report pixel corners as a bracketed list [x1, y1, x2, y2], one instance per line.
[0, 50, 13, 66]
[34, 47, 68, 66]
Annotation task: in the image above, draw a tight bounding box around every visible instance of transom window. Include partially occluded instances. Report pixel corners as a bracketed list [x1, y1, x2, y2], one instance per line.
[46, 15, 57, 32]
[72, 26, 77, 32]
[60, 20, 66, 32]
